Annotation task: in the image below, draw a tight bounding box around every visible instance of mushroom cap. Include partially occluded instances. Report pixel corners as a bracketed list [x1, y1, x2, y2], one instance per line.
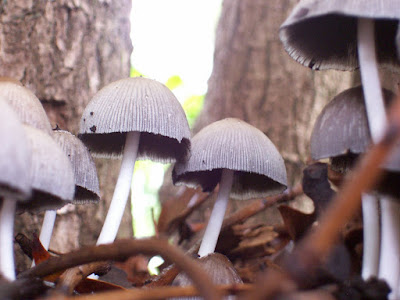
[53, 129, 100, 204]
[78, 77, 191, 163]
[310, 86, 395, 162]
[279, 0, 400, 70]
[0, 99, 31, 200]
[172, 253, 242, 300]
[0, 79, 53, 134]
[18, 126, 75, 212]
[173, 118, 287, 200]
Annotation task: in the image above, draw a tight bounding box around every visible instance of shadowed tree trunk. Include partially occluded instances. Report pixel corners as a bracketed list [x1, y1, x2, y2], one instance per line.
[0, 0, 132, 271]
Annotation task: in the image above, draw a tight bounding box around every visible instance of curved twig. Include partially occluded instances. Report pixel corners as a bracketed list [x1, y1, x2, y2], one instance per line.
[18, 238, 221, 300]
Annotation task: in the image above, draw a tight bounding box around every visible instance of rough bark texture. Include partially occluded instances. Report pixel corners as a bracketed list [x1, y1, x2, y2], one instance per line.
[0, 0, 132, 271]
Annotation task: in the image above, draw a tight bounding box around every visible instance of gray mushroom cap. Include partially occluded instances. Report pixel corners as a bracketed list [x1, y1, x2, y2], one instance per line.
[53, 129, 100, 204]
[171, 253, 242, 300]
[0, 99, 31, 200]
[173, 118, 287, 200]
[279, 0, 400, 70]
[0, 79, 53, 135]
[78, 77, 191, 163]
[18, 126, 75, 212]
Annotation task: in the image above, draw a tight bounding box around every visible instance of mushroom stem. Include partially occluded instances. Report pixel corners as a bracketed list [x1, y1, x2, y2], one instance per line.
[361, 193, 380, 279]
[96, 131, 140, 245]
[357, 18, 388, 279]
[198, 169, 234, 257]
[39, 210, 57, 250]
[0, 198, 16, 280]
[378, 197, 400, 300]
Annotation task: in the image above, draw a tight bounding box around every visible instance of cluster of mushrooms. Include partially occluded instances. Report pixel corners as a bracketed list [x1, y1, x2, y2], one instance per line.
[280, 1, 400, 299]
[1, 0, 400, 299]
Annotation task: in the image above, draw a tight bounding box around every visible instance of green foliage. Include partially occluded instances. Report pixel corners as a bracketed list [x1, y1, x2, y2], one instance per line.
[130, 66, 144, 78]
[183, 94, 204, 128]
[165, 75, 183, 90]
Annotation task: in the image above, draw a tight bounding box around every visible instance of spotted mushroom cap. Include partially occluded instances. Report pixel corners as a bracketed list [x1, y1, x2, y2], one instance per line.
[0, 99, 31, 201]
[78, 77, 191, 163]
[0, 78, 52, 135]
[173, 118, 287, 200]
[18, 126, 75, 212]
[279, 0, 400, 70]
[53, 129, 100, 204]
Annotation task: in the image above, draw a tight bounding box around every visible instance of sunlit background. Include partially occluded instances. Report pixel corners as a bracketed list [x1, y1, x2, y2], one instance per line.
[129, 0, 222, 241]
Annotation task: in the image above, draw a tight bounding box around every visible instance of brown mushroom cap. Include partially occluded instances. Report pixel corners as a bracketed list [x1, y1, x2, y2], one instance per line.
[0, 99, 31, 200]
[18, 126, 75, 212]
[172, 252, 242, 300]
[279, 0, 400, 70]
[78, 77, 191, 163]
[173, 118, 287, 200]
[0, 79, 52, 134]
[53, 129, 100, 204]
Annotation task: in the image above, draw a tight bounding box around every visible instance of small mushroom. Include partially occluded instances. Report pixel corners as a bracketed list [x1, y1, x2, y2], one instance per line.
[171, 253, 242, 300]
[37, 129, 100, 251]
[0, 99, 31, 281]
[0, 78, 52, 134]
[173, 118, 287, 257]
[79, 77, 190, 245]
[17, 125, 75, 212]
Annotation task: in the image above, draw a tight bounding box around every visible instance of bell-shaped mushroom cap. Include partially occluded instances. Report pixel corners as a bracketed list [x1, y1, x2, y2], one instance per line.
[0, 79, 52, 134]
[279, 0, 400, 70]
[311, 86, 395, 161]
[0, 99, 31, 200]
[53, 129, 100, 204]
[173, 118, 287, 200]
[18, 126, 75, 211]
[172, 253, 242, 300]
[78, 77, 191, 162]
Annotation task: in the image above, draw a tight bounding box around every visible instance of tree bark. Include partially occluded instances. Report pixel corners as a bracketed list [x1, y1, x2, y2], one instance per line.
[0, 0, 132, 271]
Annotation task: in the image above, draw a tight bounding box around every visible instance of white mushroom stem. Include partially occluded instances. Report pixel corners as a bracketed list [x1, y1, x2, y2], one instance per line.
[379, 197, 400, 300]
[198, 169, 234, 257]
[361, 193, 380, 279]
[96, 131, 140, 245]
[0, 198, 17, 281]
[39, 210, 57, 250]
[357, 18, 388, 279]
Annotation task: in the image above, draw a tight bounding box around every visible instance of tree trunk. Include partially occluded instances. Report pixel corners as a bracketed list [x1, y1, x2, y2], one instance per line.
[0, 0, 132, 271]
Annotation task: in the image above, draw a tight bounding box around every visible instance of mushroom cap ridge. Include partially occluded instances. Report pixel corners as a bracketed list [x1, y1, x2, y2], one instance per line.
[79, 77, 191, 163]
[279, 0, 400, 70]
[173, 118, 287, 200]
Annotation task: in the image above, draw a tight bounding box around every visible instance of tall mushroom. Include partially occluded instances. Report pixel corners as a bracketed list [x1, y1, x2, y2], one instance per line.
[37, 129, 100, 251]
[79, 77, 190, 245]
[173, 118, 287, 257]
[0, 99, 31, 281]
[279, 0, 400, 282]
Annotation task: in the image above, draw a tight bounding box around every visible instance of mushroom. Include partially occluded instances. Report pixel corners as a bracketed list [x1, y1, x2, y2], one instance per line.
[173, 118, 287, 257]
[79, 77, 190, 245]
[280, 1, 400, 283]
[37, 129, 100, 251]
[0, 78, 52, 134]
[17, 125, 75, 213]
[0, 99, 31, 281]
[171, 252, 242, 300]
[310, 86, 398, 287]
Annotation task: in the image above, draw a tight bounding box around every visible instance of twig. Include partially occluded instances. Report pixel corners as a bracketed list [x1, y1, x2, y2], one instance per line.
[221, 184, 302, 231]
[18, 238, 221, 300]
[243, 92, 400, 299]
[48, 283, 253, 300]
